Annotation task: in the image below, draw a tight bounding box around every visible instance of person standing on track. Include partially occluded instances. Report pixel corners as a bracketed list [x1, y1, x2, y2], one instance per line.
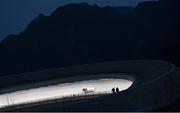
[112, 87, 115, 93]
[116, 87, 120, 93]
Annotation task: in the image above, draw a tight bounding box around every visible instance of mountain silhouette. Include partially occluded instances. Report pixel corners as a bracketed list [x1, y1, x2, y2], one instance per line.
[0, 0, 179, 76]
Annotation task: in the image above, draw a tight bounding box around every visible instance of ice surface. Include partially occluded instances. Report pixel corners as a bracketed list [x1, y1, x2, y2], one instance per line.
[0, 78, 133, 108]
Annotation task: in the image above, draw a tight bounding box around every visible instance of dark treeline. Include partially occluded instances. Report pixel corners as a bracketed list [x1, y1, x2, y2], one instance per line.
[0, 0, 179, 76]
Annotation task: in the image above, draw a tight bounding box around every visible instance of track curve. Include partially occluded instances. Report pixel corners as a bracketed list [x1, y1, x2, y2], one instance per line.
[0, 60, 180, 111]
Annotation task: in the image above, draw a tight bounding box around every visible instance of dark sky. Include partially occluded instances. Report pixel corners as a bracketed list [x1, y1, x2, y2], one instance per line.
[0, 0, 153, 41]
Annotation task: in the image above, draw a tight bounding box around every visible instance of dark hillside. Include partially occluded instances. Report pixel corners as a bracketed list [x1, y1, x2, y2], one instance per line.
[0, 0, 179, 76]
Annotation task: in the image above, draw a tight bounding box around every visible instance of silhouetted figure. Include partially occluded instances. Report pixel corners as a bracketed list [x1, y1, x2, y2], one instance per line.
[116, 87, 120, 93]
[112, 87, 115, 93]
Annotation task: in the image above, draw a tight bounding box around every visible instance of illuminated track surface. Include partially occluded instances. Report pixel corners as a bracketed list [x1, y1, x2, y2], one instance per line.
[0, 78, 133, 109]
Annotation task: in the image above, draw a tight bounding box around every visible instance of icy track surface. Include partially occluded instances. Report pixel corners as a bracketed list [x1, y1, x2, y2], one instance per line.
[0, 78, 133, 108]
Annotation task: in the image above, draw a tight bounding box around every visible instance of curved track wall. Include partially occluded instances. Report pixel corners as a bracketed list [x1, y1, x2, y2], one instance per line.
[0, 60, 180, 111]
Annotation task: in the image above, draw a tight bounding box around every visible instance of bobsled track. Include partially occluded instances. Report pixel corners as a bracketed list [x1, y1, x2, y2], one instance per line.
[0, 60, 180, 111]
[0, 78, 133, 110]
